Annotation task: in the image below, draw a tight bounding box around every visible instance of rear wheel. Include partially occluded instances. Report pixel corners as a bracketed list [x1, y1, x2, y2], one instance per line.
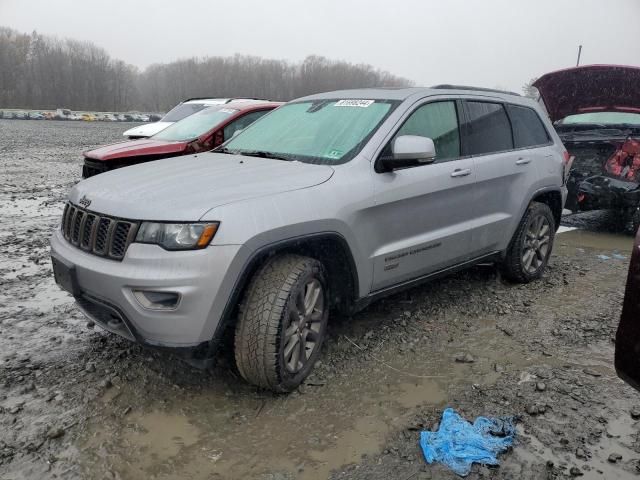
[234, 254, 328, 392]
[500, 201, 555, 283]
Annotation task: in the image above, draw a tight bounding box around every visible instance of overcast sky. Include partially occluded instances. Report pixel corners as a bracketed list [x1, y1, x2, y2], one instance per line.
[1, 0, 639, 92]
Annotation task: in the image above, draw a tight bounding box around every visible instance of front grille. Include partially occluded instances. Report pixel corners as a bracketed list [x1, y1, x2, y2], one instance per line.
[61, 202, 139, 260]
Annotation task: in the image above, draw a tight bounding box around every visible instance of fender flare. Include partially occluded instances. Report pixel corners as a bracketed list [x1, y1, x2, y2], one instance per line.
[211, 231, 360, 344]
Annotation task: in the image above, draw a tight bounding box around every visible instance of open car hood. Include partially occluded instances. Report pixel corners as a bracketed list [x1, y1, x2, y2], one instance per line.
[533, 65, 640, 122]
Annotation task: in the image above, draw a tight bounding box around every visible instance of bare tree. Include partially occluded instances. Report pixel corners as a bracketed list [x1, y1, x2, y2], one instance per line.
[0, 27, 413, 112]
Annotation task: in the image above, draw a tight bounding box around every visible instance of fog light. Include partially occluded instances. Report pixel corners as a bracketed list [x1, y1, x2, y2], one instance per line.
[132, 290, 180, 310]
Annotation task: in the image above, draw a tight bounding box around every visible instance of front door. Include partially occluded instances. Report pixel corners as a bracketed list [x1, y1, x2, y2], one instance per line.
[370, 100, 477, 291]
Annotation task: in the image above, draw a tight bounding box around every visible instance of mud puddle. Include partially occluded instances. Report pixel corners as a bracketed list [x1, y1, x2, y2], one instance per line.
[557, 229, 633, 253]
[78, 325, 563, 480]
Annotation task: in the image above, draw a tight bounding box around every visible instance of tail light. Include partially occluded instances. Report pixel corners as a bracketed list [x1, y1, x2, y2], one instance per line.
[562, 150, 574, 185]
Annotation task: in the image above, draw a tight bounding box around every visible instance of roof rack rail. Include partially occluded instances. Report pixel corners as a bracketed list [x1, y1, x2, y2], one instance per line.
[182, 97, 227, 102]
[224, 98, 270, 103]
[431, 84, 521, 96]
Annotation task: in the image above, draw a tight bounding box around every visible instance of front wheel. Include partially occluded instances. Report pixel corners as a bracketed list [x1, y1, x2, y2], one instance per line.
[500, 202, 555, 283]
[234, 254, 329, 392]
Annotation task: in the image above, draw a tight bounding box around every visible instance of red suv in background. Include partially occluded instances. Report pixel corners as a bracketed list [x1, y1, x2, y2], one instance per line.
[82, 100, 282, 178]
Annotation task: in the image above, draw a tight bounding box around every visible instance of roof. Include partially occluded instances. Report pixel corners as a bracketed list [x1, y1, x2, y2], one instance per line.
[183, 98, 231, 105]
[183, 97, 271, 105]
[223, 100, 283, 111]
[295, 86, 527, 104]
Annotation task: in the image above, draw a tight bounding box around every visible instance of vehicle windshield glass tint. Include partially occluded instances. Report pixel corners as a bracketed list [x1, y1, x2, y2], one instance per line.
[161, 103, 209, 122]
[560, 112, 640, 125]
[153, 107, 237, 142]
[221, 99, 398, 164]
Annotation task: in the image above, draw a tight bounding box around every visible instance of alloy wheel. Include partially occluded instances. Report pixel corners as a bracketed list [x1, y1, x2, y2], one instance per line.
[283, 278, 324, 373]
[522, 214, 551, 274]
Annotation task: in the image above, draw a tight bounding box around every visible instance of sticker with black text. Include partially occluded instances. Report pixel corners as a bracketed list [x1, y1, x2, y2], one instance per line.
[334, 100, 374, 108]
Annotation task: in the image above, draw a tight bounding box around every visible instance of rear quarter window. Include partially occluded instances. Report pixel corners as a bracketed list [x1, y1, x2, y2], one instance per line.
[462, 102, 513, 155]
[506, 104, 550, 148]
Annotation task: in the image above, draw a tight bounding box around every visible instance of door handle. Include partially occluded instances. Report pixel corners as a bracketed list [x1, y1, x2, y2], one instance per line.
[450, 168, 471, 177]
[516, 157, 531, 165]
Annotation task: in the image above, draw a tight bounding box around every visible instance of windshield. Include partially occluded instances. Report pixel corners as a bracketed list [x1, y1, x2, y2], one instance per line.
[559, 112, 640, 126]
[220, 99, 398, 164]
[153, 107, 237, 142]
[161, 103, 210, 122]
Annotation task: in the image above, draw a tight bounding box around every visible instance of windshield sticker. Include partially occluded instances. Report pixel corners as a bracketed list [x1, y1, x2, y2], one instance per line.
[326, 149, 343, 159]
[334, 100, 374, 108]
[219, 108, 237, 114]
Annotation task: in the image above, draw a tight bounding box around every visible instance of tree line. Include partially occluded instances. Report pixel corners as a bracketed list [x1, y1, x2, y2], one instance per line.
[0, 27, 412, 112]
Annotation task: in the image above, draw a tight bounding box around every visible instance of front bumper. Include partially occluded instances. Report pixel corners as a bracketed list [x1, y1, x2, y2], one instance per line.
[50, 228, 243, 349]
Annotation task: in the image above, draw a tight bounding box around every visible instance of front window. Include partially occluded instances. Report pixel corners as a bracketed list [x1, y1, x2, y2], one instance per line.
[391, 101, 461, 161]
[152, 107, 237, 142]
[161, 103, 209, 122]
[220, 99, 399, 164]
[559, 112, 640, 126]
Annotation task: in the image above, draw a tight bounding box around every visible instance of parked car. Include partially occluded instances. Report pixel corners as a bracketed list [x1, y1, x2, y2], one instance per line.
[122, 98, 262, 139]
[28, 112, 44, 120]
[82, 113, 96, 122]
[616, 227, 640, 392]
[82, 100, 281, 178]
[534, 65, 640, 230]
[55, 108, 71, 120]
[51, 87, 567, 392]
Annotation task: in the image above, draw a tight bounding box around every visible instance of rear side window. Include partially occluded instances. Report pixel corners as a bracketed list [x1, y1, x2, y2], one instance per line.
[506, 104, 550, 148]
[463, 102, 513, 155]
[393, 101, 461, 161]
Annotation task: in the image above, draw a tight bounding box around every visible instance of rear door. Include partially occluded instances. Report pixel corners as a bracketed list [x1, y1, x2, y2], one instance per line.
[462, 101, 550, 255]
[370, 99, 477, 291]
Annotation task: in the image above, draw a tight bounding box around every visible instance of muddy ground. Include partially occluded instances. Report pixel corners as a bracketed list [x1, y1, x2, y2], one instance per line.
[1, 119, 640, 480]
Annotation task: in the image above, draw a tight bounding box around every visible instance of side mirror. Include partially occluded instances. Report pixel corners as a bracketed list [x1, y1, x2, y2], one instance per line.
[381, 135, 436, 171]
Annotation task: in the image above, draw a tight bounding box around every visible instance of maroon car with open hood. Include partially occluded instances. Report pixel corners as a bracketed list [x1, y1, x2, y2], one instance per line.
[82, 100, 282, 178]
[534, 65, 640, 230]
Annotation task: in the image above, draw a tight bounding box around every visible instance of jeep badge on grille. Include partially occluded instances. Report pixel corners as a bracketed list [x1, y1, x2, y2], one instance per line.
[79, 195, 91, 208]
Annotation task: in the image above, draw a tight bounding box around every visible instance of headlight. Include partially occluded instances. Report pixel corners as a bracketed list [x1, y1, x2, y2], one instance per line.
[135, 222, 219, 250]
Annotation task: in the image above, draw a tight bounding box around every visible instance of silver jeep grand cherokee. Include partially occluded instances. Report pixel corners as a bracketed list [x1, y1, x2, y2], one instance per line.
[51, 87, 568, 392]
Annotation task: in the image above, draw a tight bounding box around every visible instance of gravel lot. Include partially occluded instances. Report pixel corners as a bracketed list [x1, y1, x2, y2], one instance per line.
[1, 119, 640, 480]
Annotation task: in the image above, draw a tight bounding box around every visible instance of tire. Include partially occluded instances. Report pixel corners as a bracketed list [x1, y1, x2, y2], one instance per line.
[500, 201, 555, 283]
[631, 208, 640, 235]
[234, 254, 329, 392]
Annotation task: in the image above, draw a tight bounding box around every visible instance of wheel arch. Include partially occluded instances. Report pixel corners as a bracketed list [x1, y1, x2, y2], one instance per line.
[212, 232, 360, 344]
[531, 187, 563, 230]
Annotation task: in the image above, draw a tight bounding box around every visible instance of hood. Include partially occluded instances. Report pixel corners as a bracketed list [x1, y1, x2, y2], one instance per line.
[534, 65, 640, 122]
[122, 121, 173, 138]
[69, 153, 335, 221]
[84, 138, 188, 161]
